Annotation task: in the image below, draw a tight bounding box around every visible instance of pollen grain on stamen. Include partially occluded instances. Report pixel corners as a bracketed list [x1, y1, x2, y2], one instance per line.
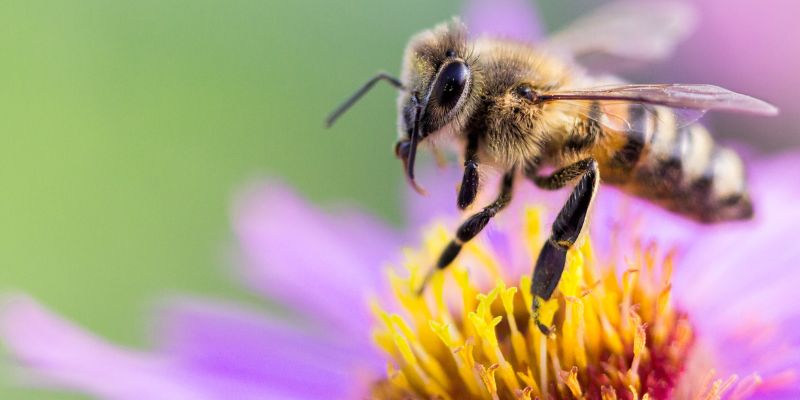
[369, 207, 757, 400]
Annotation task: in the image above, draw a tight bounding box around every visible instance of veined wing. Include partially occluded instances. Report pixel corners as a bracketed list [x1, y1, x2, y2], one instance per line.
[541, 83, 778, 134]
[543, 1, 697, 62]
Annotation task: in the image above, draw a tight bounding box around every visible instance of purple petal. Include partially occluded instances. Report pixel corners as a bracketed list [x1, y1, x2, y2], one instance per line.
[232, 180, 400, 335]
[0, 296, 214, 400]
[666, 154, 800, 394]
[673, 153, 800, 311]
[156, 297, 379, 399]
[463, 0, 544, 42]
[403, 165, 461, 232]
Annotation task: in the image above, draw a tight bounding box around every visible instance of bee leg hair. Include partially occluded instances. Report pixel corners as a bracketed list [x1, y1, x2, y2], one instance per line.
[525, 158, 597, 190]
[529, 158, 599, 336]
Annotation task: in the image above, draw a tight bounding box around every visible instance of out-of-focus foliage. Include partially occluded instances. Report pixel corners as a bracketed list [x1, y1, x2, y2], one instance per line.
[0, 1, 460, 398]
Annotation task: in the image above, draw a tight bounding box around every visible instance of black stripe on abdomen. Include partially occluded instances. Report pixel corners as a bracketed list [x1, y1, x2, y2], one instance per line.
[610, 104, 647, 171]
[660, 125, 693, 186]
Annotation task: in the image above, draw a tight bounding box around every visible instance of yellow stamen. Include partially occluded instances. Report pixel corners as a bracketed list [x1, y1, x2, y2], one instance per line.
[559, 366, 582, 398]
[465, 241, 503, 282]
[369, 206, 755, 399]
[477, 363, 500, 400]
[499, 282, 528, 366]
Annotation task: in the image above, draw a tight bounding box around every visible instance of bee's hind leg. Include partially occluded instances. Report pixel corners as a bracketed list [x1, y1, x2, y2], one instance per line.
[526, 158, 597, 190]
[417, 170, 515, 294]
[525, 158, 599, 336]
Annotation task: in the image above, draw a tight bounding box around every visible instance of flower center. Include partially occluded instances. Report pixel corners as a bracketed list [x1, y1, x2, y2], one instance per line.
[369, 207, 754, 400]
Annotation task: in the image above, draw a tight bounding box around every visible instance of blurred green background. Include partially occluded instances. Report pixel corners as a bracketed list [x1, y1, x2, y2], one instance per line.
[1, 0, 796, 398]
[0, 0, 461, 397]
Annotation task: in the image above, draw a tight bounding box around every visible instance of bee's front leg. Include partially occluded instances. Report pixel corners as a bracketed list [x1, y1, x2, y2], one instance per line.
[526, 158, 599, 336]
[457, 132, 480, 210]
[417, 170, 515, 294]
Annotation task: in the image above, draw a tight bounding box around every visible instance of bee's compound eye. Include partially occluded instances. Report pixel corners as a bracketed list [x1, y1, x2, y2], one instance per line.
[433, 61, 469, 110]
[516, 85, 537, 102]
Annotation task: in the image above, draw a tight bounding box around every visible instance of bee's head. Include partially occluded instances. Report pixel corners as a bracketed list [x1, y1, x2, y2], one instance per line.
[394, 19, 477, 193]
[324, 19, 477, 194]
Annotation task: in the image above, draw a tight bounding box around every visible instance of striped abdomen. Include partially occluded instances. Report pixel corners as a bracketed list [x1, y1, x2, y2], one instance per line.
[595, 105, 753, 223]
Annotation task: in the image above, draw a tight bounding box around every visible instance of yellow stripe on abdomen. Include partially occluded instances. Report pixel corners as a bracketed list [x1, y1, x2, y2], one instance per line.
[607, 105, 752, 223]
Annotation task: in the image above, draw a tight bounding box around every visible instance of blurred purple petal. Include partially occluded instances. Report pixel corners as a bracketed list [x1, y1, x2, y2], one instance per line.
[157, 298, 378, 399]
[673, 153, 800, 308]
[463, 0, 544, 42]
[0, 296, 212, 400]
[232, 180, 400, 335]
[403, 165, 460, 231]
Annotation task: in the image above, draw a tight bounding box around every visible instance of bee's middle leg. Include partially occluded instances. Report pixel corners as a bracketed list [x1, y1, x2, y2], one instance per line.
[418, 170, 515, 294]
[525, 158, 599, 335]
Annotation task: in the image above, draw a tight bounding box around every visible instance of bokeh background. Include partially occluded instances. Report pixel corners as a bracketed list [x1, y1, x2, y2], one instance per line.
[1, 1, 797, 398]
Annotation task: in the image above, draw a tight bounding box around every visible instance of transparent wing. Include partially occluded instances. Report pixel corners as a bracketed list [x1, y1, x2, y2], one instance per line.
[543, 0, 697, 62]
[552, 100, 707, 134]
[543, 84, 778, 136]
[541, 84, 779, 115]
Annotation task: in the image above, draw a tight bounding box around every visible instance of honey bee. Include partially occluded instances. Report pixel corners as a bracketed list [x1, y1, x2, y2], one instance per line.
[326, 2, 777, 335]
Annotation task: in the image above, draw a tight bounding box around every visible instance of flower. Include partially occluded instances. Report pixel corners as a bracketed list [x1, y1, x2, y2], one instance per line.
[2, 152, 800, 399]
[370, 216, 697, 399]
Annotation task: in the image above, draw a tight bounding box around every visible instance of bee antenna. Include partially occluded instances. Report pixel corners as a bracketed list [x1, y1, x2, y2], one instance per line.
[325, 72, 405, 128]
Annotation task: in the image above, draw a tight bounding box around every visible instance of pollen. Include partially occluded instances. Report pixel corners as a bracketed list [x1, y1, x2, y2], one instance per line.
[369, 207, 758, 400]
